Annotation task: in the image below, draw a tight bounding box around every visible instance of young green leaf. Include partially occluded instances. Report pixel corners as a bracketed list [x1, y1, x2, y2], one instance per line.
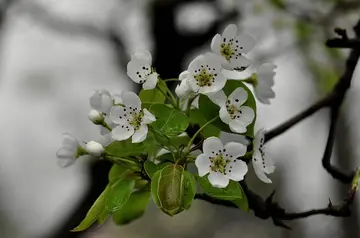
[189, 109, 221, 138]
[181, 171, 197, 210]
[152, 164, 185, 216]
[147, 104, 189, 137]
[113, 190, 151, 225]
[196, 175, 244, 200]
[139, 80, 168, 106]
[71, 186, 110, 232]
[144, 160, 158, 178]
[198, 80, 257, 137]
[155, 153, 175, 162]
[106, 179, 135, 213]
[108, 164, 131, 184]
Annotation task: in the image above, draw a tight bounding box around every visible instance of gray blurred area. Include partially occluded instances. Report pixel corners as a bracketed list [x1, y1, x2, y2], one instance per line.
[0, 0, 359, 238]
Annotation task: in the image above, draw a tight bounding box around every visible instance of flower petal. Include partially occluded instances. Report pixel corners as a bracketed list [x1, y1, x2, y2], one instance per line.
[56, 147, 74, 159]
[226, 160, 248, 181]
[143, 73, 158, 90]
[238, 106, 255, 125]
[109, 106, 127, 124]
[175, 80, 191, 98]
[57, 158, 76, 168]
[203, 52, 223, 72]
[188, 55, 205, 74]
[229, 119, 247, 133]
[219, 106, 232, 124]
[224, 142, 247, 158]
[187, 75, 200, 92]
[112, 125, 134, 141]
[208, 172, 229, 188]
[179, 70, 190, 81]
[195, 154, 211, 177]
[61, 133, 79, 149]
[203, 137, 223, 155]
[253, 129, 265, 151]
[142, 108, 156, 124]
[230, 55, 252, 71]
[228, 87, 248, 108]
[132, 125, 148, 143]
[222, 24, 237, 40]
[131, 50, 152, 64]
[127, 60, 152, 84]
[211, 34, 222, 54]
[234, 34, 255, 54]
[252, 150, 272, 183]
[207, 90, 226, 107]
[121, 91, 141, 109]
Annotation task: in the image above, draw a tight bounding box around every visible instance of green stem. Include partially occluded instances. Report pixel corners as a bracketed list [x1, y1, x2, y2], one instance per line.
[164, 78, 180, 82]
[105, 155, 141, 171]
[185, 116, 219, 153]
[186, 95, 198, 115]
[241, 74, 257, 86]
[156, 84, 178, 108]
[101, 121, 112, 131]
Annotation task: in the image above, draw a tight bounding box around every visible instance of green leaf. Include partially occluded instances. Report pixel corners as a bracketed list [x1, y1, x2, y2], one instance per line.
[71, 186, 110, 232]
[231, 185, 249, 211]
[181, 171, 197, 210]
[139, 80, 168, 106]
[151, 164, 185, 216]
[105, 132, 156, 157]
[147, 104, 189, 137]
[108, 164, 131, 184]
[189, 109, 220, 138]
[156, 153, 175, 162]
[198, 80, 257, 137]
[106, 179, 135, 213]
[196, 175, 244, 200]
[144, 160, 158, 178]
[98, 209, 110, 225]
[157, 161, 174, 171]
[113, 190, 151, 225]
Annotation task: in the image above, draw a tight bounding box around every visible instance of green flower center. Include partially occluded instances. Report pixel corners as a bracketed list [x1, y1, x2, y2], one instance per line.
[220, 43, 234, 61]
[129, 111, 144, 130]
[210, 154, 231, 174]
[194, 68, 214, 87]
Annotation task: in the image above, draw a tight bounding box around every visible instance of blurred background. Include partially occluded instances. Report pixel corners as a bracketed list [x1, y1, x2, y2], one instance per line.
[0, 0, 359, 237]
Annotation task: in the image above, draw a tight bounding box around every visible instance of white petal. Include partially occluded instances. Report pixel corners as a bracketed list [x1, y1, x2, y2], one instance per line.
[222, 60, 234, 70]
[263, 154, 276, 174]
[90, 92, 102, 111]
[57, 158, 76, 168]
[56, 147, 74, 159]
[199, 74, 226, 94]
[203, 137, 223, 155]
[131, 50, 152, 64]
[253, 129, 265, 151]
[207, 90, 226, 107]
[112, 125, 134, 141]
[226, 160, 248, 181]
[127, 60, 152, 84]
[109, 106, 127, 124]
[61, 133, 79, 149]
[258, 62, 276, 76]
[228, 87, 248, 108]
[208, 172, 229, 188]
[175, 80, 191, 98]
[252, 150, 272, 183]
[230, 55, 252, 71]
[132, 125, 148, 143]
[195, 154, 211, 177]
[179, 70, 190, 81]
[142, 109, 156, 124]
[229, 120, 247, 133]
[121, 91, 141, 109]
[211, 34, 222, 54]
[97, 133, 114, 146]
[238, 106, 255, 125]
[188, 55, 205, 74]
[234, 34, 255, 54]
[203, 52, 223, 72]
[143, 73, 158, 90]
[187, 75, 200, 92]
[222, 24, 237, 40]
[224, 142, 247, 158]
[90, 89, 113, 115]
[219, 106, 232, 124]
[254, 87, 274, 105]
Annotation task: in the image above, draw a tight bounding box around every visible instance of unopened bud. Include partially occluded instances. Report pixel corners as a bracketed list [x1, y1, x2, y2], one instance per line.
[85, 141, 105, 157]
[88, 109, 104, 124]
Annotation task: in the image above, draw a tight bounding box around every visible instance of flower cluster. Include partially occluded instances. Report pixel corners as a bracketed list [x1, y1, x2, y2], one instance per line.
[57, 23, 278, 229]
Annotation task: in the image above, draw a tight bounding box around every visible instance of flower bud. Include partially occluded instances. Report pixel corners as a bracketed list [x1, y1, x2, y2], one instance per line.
[85, 141, 105, 157]
[88, 109, 104, 124]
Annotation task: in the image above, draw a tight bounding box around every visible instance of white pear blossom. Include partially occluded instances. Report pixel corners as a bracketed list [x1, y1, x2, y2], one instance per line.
[252, 129, 275, 183]
[175, 71, 194, 99]
[185, 53, 226, 95]
[254, 63, 276, 104]
[110, 91, 156, 143]
[86, 141, 105, 157]
[127, 50, 159, 90]
[195, 137, 248, 188]
[90, 89, 113, 116]
[211, 24, 255, 71]
[56, 133, 87, 168]
[208, 88, 255, 133]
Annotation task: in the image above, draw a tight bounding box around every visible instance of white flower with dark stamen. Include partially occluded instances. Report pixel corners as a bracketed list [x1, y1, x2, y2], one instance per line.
[90, 89, 113, 116]
[211, 24, 255, 71]
[86, 141, 105, 157]
[175, 71, 194, 99]
[254, 63, 276, 104]
[208, 88, 255, 133]
[252, 129, 275, 183]
[186, 53, 226, 94]
[127, 50, 159, 90]
[110, 91, 156, 143]
[56, 133, 87, 168]
[195, 137, 248, 188]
